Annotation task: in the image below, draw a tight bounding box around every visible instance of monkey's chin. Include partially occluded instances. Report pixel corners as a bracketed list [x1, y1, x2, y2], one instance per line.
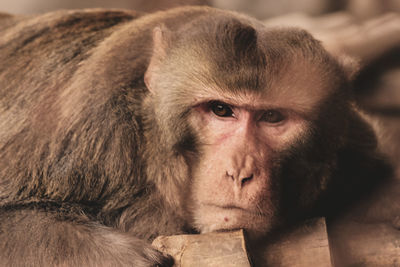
[193, 204, 275, 238]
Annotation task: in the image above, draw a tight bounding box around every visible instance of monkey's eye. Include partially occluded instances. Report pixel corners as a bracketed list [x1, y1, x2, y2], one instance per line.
[260, 110, 285, 124]
[209, 101, 234, 117]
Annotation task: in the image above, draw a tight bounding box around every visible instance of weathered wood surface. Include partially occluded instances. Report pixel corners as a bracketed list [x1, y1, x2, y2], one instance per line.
[257, 217, 332, 267]
[329, 220, 400, 266]
[152, 229, 252, 267]
[152, 218, 332, 266]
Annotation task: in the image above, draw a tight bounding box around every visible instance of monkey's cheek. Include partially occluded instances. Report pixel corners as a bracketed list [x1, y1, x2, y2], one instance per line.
[193, 205, 274, 235]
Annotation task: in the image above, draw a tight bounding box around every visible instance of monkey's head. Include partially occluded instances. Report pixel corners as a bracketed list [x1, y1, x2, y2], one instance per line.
[144, 14, 369, 237]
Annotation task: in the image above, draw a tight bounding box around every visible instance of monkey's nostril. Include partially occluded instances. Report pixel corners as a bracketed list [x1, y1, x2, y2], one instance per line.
[226, 171, 234, 180]
[241, 174, 253, 184]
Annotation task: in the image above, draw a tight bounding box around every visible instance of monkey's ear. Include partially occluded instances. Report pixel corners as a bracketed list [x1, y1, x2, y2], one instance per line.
[144, 25, 171, 94]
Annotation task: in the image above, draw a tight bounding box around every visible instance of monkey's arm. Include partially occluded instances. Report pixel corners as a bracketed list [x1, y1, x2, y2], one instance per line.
[0, 208, 173, 266]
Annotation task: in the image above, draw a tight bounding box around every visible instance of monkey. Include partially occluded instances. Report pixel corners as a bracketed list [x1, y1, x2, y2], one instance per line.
[0, 6, 392, 266]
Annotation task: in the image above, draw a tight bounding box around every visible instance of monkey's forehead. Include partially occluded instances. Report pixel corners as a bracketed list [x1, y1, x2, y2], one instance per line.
[158, 13, 342, 93]
[161, 37, 343, 108]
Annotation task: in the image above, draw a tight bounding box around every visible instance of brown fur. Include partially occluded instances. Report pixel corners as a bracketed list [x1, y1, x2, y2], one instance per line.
[0, 6, 390, 266]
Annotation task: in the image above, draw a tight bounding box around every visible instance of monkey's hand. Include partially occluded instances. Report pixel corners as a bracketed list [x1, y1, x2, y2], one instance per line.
[0, 209, 174, 267]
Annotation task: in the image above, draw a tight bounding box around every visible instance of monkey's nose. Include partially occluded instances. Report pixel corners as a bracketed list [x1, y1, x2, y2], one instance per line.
[226, 171, 254, 186]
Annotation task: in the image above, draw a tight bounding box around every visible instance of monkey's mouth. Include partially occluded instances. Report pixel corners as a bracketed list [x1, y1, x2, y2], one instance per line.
[194, 202, 272, 234]
[206, 203, 269, 217]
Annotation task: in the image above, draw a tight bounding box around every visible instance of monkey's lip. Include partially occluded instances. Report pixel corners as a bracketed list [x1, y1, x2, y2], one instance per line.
[203, 203, 268, 217]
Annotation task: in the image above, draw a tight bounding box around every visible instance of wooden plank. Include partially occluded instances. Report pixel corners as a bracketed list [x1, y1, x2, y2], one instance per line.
[152, 229, 252, 267]
[329, 220, 400, 266]
[152, 218, 332, 266]
[256, 217, 332, 267]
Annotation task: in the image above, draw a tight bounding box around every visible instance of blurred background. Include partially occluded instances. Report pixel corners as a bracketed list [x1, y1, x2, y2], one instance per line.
[0, 0, 399, 19]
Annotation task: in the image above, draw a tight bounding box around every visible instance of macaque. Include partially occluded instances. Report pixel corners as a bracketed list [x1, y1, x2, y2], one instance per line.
[0, 6, 390, 266]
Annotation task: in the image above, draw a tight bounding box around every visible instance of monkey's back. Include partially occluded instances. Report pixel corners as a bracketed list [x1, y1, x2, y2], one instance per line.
[0, 9, 140, 103]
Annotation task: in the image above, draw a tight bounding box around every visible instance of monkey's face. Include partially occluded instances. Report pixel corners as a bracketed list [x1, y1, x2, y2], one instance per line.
[187, 87, 313, 235]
